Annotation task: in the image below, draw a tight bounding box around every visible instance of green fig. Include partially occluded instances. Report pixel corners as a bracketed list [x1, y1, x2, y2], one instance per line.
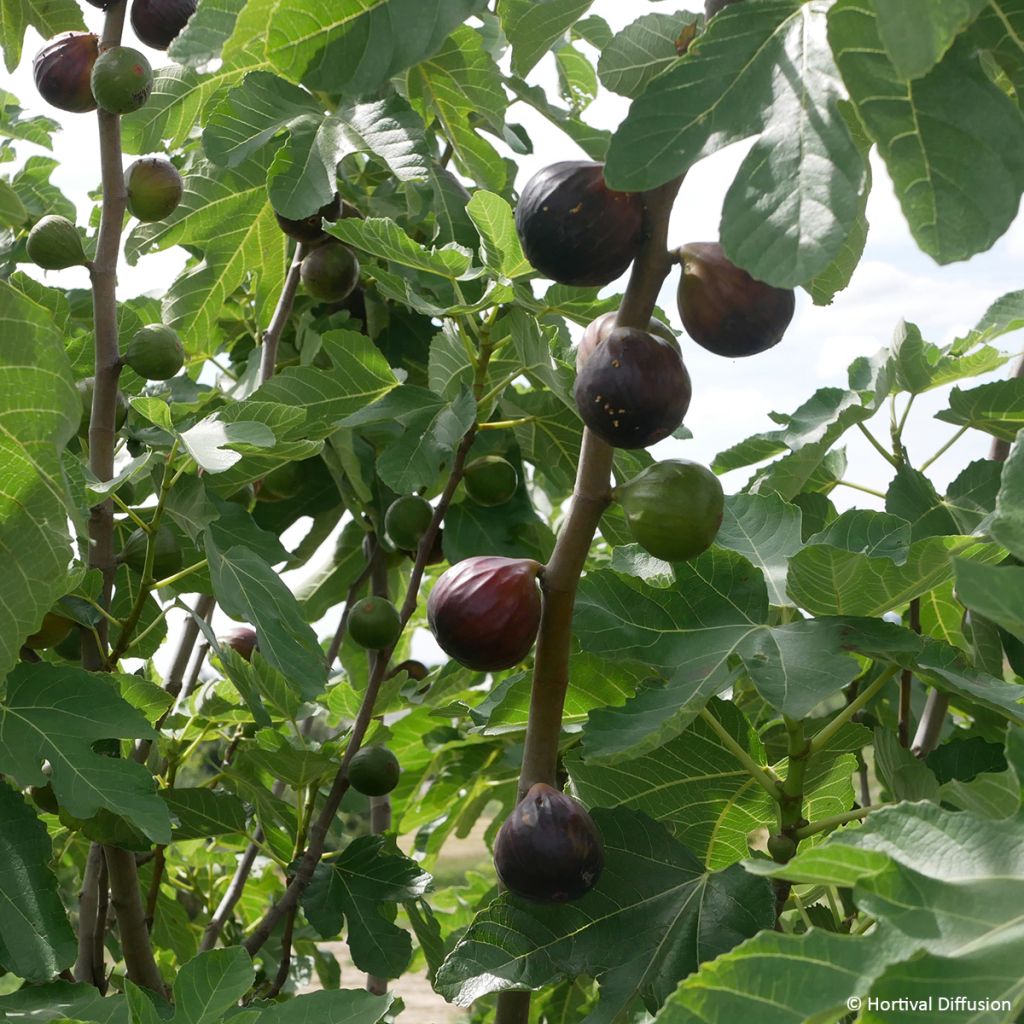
[120, 524, 183, 580]
[616, 459, 723, 561]
[124, 323, 185, 380]
[125, 157, 183, 222]
[300, 242, 359, 301]
[27, 216, 87, 270]
[347, 597, 402, 650]
[463, 455, 518, 507]
[90, 46, 153, 114]
[347, 745, 401, 796]
[258, 461, 302, 501]
[385, 495, 433, 551]
[25, 612, 74, 650]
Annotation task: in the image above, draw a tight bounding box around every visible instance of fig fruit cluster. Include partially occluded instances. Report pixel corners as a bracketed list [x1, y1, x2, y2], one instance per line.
[301, 242, 360, 302]
[515, 161, 644, 286]
[124, 324, 185, 380]
[131, 0, 197, 50]
[348, 745, 401, 797]
[427, 556, 542, 671]
[91, 46, 153, 115]
[494, 783, 604, 902]
[125, 158, 183, 222]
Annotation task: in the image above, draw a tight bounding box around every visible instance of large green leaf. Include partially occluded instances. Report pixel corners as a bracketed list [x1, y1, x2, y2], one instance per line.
[872, 0, 986, 80]
[0, 281, 79, 677]
[499, 0, 593, 77]
[935, 379, 1024, 441]
[0, 783, 75, 981]
[991, 431, 1024, 557]
[598, 12, 697, 99]
[0, 665, 171, 844]
[435, 808, 774, 1020]
[256, 990, 392, 1024]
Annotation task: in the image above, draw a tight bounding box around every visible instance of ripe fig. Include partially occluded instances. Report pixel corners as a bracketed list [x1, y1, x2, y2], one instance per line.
[387, 659, 429, 682]
[120, 524, 183, 580]
[677, 242, 795, 358]
[125, 157, 183, 222]
[463, 456, 518, 507]
[76, 378, 128, 437]
[25, 612, 74, 650]
[573, 326, 691, 449]
[385, 495, 433, 552]
[347, 745, 401, 797]
[347, 597, 402, 650]
[90, 46, 153, 115]
[576, 310, 679, 369]
[33, 34, 98, 114]
[219, 625, 258, 662]
[130, 0, 197, 50]
[275, 193, 342, 245]
[27, 215, 87, 270]
[494, 783, 604, 902]
[616, 460, 723, 562]
[515, 162, 644, 287]
[300, 242, 359, 302]
[427, 556, 542, 671]
[124, 323, 185, 380]
[258, 462, 302, 502]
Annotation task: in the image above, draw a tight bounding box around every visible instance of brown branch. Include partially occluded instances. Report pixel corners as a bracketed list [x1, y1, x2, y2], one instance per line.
[265, 904, 297, 998]
[199, 828, 264, 952]
[105, 847, 165, 994]
[258, 245, 306, 382]
[144, 846, 165, 931]
[73, 844, 105, 985]
[897, 598, 920, 747]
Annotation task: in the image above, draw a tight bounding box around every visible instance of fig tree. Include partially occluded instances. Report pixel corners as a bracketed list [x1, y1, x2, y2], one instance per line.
[77, 378, 128, 437]
[347, 597, 402, 650]
[347, 745, 401, 797]
[124, 323, 185, 380]
[463, 455, 518, 507]
[493, 783, 604, 902]
[33, 34, 99, 113]
[385, 495, 433, 551]
[573, 326, 691, 449]
[677, 242, 795, 358]
[219, 626, 258, 662]
[120, 524, 183, 580]
[90, 46, 153, 115]
[25, 612, 74, 650]
[576, 310, 680, 369]
[515, 161, 644, 286]
[124, 157, 183, 222]
[300, 242, 360, 302]
[130, 0, 197, 50]
[427, 556, 542, 671]
[616, 460, 724, 561]
[27, 215, 87, 270]
[275, 193, 341, 245]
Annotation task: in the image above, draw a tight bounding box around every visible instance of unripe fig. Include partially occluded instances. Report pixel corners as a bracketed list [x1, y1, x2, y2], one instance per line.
[130, 0, 197, 50]
[767, 833, 797, 863]
[385, 495, 433, 552]
[90, 46, 153, 115]
[25, 612, 74, 650]
[227, 483, 256, 508]
[33, 34, 99, 113]
[677, 242, 795, 358]
[259, 462, 302, 502]
[347, 597, 402, 650]
[573, 326, 691, 449]
[54, 627, 83, 662]
[616, 460, 723, 562]
[124, 323, 185, 380]
[219, 625, 258, 662]
[347, 745, 401, 797]
[494, 783, 604, 902]
[300, 242, 360, 302]
[120, 524, 183, 580]
[387, 659, 429, 682]
[275, 193, 341, 245]
[463, 456, 518, 507]
[515, 162, 644, 287]
[125, 157, 183, 222]
[76, 378, 128, 437]
[577, 310, 680, 369]
[427, 556, 542, 671]
[29, 784, 61, 815]
[27, 216, 87, 270]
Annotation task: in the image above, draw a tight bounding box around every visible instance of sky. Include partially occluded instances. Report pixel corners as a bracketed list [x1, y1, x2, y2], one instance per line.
[7, 1, 1024, 659]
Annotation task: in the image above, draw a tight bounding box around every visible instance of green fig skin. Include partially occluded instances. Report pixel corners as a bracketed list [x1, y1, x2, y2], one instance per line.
[120, 524, 183, 580]
[300, 242, 360, 302]
[125, 157, 183, 222]
[130, 0, 197, 49]
[577, 310, 680, 369]
[347, 746, 401, 797]
[258, 462, 303, 502]
[33, 34, 99, 113]
[463, 455, 518, 507]
[573, 326, 691, 449]
[25, 612, 74, 650]
[76, 378, 128, 437]
[90, 46, 153, 114]
[125, 324, 185, 380]
[767, 833, 797, 863]
[677, 242, 795, 358]
[385, 495, 433, 551]
[617, 460, 724, 562]
[515, 162, 644, 287]
[27, 216, 87, 270]
[347, 597, 402, 650]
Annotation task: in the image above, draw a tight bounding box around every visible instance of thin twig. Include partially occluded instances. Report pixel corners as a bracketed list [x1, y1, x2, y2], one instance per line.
[897, 599, 920, 747]
[259, 246, 306, 382]
[199, 830, 263, 952]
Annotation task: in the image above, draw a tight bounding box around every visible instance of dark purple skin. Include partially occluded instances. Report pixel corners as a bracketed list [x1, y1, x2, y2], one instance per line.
[275, 193, 342, 245]
[427, 556, 542, 671]
[515, 161, 645, 287]
[130, 0, 197, 50]
[219, 626, 258, 662]
[574, 326, 692, 449]
[494, 783, 604, 903]
[33, 34, 99, 114]
[577, 310, 680, 369]
[677, 242, 795, 358]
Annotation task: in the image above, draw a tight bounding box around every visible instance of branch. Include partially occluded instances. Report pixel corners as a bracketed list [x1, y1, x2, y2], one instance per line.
[73, 844, 105, 985]
[105, 847, 165, 994]
[199, 829, 264, 952]
[258, 245, 306, 382]
[897, 598, 920, 747]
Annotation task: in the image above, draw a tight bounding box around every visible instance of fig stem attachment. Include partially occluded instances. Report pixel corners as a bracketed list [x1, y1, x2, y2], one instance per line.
[809, 664, 899, 756]
[477, 416, 535, 431]
[793, 805, 877, 841]
[697, 706, 781, 799]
